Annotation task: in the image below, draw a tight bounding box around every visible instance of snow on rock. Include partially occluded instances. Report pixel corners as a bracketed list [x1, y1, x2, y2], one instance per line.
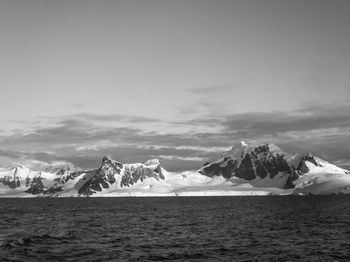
[144, 159, 161, 166]
[0, 165, 60, 195]
[40, 156, 166, 197]
[198, 141, 350, 192]
[0, 141, 349, 197]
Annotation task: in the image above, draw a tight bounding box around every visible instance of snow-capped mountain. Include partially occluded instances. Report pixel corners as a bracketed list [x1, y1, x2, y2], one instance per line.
[199, 141, 350, 194]
[0, 164, 61, 196]
[43, 156, 166, 197]
[0, 142, 349, 197]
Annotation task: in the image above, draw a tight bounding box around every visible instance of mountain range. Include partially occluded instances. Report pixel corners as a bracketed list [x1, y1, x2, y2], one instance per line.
[1, 141, 349, 197]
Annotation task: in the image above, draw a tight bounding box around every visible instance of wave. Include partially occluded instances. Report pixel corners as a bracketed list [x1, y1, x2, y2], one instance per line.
[1, 234, 71, 250]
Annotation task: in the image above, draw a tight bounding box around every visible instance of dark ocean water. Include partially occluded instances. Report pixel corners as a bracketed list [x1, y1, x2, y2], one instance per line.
[0, 196, 349, 262]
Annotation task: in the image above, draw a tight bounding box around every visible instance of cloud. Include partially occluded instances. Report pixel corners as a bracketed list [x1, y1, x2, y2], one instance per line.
[0, 115, 220, 170]
[181, 84, 237, 117]
[0, 149, 59, 170]
[156, 155, 205, 162]
[1, 103, 350, 171]
[70, 113, 162, 124]
[75, 145, 99, 151]
[70, 102, 86, 108]
[219, 103, 350, 138]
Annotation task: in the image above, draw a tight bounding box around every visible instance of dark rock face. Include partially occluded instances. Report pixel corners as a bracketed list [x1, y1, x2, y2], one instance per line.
[0, 176, 19, 189]
[0, 168, 21, 189]
[120, 164, 164, 187]
[199, 162, 222, 177]
[255, 161, 268, 179]
[26, 177, 31, 187]
[296, 153, 322, 175]
[100, 156, 123, 184]
[77, 169, 109, 195]
[60, 171, 85, 184]
[76, 157, 124, 195]
[199, 143, 322, 189]
[1, 178, 12, 188]
[25, 177, 46, 195]
[284, 173, 299, 189]
[304, 153, 322, 167]
[235, 154, 256, 180]
[250, 145, 293, 179]
[44, 185, 63, 195]
[199, 157, 239, 179]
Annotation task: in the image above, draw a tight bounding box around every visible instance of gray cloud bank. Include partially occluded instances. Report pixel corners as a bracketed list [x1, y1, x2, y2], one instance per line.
[1, 103, 350, 171]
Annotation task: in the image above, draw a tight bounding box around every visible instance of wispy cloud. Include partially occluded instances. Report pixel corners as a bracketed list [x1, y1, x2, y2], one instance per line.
[222, 103, 350, 135]
[70, 102, 86, 108]
[185, 84, 235, 94]
[179, 84, 237, 118]
[73, 113, 162, 124]
[156, 155, 205, 162]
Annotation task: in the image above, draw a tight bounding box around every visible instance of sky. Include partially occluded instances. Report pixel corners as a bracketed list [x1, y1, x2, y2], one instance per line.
[0, 0, 350, 171]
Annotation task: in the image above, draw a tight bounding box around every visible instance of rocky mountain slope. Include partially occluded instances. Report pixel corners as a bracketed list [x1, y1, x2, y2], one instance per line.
[199, 141, 350, 194]
[0, 142, 349, 197]
[44, 156, 165, 197]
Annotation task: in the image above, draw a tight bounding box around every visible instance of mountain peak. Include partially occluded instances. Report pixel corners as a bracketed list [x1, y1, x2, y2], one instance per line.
[100, 155, 123, 171]
[144, 159, 161, 166]
[222, 141, 249, 159]
[10, 163, 28, 169]
[102, 155, 116, 163]
[265, 143, 285, 154]
[223, 141, 284, 160]
[201, 141, 295, 182]
[229, 141, 250, 152]
[233, 141, 248, 147]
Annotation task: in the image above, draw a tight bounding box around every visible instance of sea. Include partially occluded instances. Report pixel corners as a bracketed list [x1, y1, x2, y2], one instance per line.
[0, 196, 349, 261]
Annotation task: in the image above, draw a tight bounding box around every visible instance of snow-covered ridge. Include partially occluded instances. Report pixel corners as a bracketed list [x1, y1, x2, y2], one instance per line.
[199, 142, 350, 193]
[0, 142, 349, 197]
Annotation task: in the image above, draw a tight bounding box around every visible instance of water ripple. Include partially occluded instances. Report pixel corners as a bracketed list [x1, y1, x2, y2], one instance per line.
[0, 195, 349, 261]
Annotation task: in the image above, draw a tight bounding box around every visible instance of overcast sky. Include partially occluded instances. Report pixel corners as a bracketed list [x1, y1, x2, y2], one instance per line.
[0, 0, 350, 171]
